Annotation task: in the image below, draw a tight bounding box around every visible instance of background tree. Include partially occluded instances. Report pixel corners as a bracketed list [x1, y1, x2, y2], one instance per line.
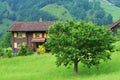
[46, 21, 115, 74]
[0, 32, 12, 48]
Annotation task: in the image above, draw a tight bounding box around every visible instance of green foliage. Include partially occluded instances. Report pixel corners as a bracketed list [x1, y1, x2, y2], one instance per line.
[0, 0, 113, 24]
[0, 47, 12, 58]
[0, 0, 115, 38]
[0, 19, 13, 37]
[108, 0, 120, 7]
[37, 45, 46, 54]
[0, 32, 12, 48]
[0, 47, 4, 57]
[46, 21, 116, 73]
[63, 0, 113, 25]
[3, 47, 12, 58]
[112, 41, 120, 51]
[116, 29, 120, 40]
[18, 45, 33, 56]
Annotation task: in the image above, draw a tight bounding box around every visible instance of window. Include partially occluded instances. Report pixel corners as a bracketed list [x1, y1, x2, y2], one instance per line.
[22, 42, 26, 46]
[44, 33, 47, 38]
[14, 42, 21, 49]
[14, 42, 17, 48]
[22, 32, 26, 38]
[14, 42, 26, 49]
[14, 32, 26, 38]
[40, 33, 42, 38]
[18, 32, 22, 38]
[36, 33, 40, 38]
[33, 33, 42, 38]
[14, 32, 17, 38]
[17, 43, 21, 49]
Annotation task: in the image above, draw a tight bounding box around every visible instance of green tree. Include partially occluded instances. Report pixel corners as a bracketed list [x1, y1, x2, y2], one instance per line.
[46, 21, 115, 74]
[0, 32, 12, 48]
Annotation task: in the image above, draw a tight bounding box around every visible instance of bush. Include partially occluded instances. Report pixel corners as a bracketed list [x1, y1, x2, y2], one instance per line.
[18, 45, 33, 56]
[113, 41, 120, 51]
[37, 45, 46, 54]
[4, 47, 12, 58]
[26, 48, 33, 55]
[0, 47, 4, 57]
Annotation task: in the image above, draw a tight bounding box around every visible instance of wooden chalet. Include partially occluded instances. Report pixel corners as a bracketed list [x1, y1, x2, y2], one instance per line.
[110, 19, 120, 34]
[8, 21, 54, 52]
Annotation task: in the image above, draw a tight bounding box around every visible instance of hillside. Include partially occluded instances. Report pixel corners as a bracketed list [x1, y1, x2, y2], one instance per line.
[0, 18, 13, 36]
[107, 0, 120, 7]
[0, 53, 120, 80]
[0, 0, 114, 37]
[41, 4, 73, 21]
[100, 0, 120, 22]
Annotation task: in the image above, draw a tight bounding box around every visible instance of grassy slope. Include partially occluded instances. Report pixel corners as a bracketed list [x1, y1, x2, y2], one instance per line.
[0, 52, 120, 80]
[40, 4, 73, 21]
[100, 0, 120, 22]
[0, 18, 13, 36]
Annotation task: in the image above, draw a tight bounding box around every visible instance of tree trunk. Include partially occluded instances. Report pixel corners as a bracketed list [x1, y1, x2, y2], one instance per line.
[74, 61, 78, 74]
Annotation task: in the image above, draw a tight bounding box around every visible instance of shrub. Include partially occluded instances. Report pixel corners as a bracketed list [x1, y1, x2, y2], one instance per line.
[0, 47, 4, 57]
[113, 41, 120, 51]
[18, 45, 33, 56]
[4, 47, 12, 58]
[26, 48, 33, 55]
[37, 45, 46, 54]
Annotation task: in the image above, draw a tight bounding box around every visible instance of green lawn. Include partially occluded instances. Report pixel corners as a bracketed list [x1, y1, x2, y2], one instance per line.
[0, 52, 120, 80]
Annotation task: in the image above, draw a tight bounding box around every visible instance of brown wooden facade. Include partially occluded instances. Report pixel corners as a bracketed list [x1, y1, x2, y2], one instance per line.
[8, 22, 54, 52]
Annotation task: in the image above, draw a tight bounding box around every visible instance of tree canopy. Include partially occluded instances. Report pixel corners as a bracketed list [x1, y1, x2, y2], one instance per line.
[46, 21, 115, 74]
[0, 32, 12, 48]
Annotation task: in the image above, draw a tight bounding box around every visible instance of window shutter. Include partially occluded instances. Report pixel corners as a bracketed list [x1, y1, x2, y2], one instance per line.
[40, 33, 42, 38]
[33, 33, 35, 38]
[14, 42, 17, 48]
[22, 42, 26, 46]
[14, 32, 17, 38]
[47, 35, 50, 38]
[22, 32, 26, 38]
[44, 33, 47, 38]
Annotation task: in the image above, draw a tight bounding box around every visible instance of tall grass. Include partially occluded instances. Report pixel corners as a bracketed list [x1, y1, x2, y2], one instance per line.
[0, 52, 120, 80]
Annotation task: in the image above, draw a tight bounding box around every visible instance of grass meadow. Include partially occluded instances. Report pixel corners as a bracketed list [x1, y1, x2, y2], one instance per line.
[100, 0, 120, 22]
[40, 4, 73, 21]
[0, 52, 120, 80]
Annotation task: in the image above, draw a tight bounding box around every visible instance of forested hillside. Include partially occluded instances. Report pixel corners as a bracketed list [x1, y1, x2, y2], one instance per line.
[101, 0, 120, 21]
[0, 0, 113, 37]
[108, 0, 120, 7]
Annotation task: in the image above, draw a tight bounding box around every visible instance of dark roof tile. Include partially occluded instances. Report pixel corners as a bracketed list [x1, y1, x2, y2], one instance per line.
[8, 22, 54, 31]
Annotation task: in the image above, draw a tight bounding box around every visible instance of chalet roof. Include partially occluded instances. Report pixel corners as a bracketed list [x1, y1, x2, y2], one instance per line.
[8, 22, 55, 32]
[110, 19, 120, 29]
